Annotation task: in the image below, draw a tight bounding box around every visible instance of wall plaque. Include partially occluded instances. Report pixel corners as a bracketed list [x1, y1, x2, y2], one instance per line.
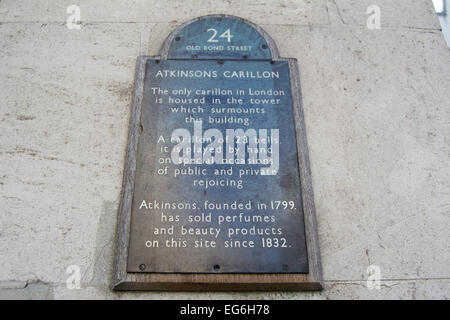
[113, 15, 323, 290]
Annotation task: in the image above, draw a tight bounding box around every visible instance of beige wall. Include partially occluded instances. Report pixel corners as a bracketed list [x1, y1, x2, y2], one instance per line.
[0, 0, 449, 299]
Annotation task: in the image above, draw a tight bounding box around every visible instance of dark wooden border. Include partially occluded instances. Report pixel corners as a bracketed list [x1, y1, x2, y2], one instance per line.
[112, 15, 323, 291]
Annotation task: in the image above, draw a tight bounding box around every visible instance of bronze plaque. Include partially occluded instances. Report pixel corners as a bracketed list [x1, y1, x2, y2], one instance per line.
[113, 15, 322, 290]
[127, 58, 308, 273]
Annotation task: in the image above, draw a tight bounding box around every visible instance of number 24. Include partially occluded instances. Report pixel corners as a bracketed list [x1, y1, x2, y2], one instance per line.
[207, 28, 233, 42]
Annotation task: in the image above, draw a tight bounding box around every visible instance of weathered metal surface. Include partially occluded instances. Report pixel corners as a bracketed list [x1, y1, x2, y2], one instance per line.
[126, 59, 308, 273]
[167, 16, 272, 60]
[113, 15, 322, 290]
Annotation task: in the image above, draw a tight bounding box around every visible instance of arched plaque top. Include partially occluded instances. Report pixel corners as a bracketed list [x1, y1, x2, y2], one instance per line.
[160, 15, 279, 60]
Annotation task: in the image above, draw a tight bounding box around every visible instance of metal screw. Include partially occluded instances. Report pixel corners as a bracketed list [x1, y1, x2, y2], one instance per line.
[139, 264, 146, 271]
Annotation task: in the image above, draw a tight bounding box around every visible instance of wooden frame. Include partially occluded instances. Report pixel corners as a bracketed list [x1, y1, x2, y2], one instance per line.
[112, 15, 323, 291]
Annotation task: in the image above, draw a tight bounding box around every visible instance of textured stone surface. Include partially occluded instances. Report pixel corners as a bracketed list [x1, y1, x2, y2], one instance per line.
[0, 0, 449, 299]
[0, 0, 329, 26]
[335, 0, 441, 29]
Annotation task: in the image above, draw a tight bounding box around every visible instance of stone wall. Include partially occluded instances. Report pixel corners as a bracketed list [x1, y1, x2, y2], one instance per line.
[0, 0, 449, 299]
